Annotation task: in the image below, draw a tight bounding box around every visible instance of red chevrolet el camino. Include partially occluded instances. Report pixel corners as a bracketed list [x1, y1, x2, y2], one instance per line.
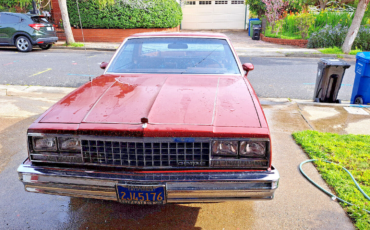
[18, 33, 279, 204]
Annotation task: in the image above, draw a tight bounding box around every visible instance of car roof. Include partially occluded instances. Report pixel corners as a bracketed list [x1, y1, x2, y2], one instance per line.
[129, 32, 228, 39]
[1, 12, 24, 16]
[0, 12, 35, 18]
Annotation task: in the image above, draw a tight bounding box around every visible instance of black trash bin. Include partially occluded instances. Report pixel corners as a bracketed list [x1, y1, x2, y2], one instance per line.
[313, 58, 351, 103]
[252, 24, 262, 40]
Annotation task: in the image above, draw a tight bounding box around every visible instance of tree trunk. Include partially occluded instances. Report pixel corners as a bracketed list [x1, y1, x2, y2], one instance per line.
[58, 0, 75, 44]
[342, 0, 369, 54]
[319, 0, 327, 10]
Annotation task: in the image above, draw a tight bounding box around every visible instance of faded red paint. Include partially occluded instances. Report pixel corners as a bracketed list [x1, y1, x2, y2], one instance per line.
[28, 33, 272, 170]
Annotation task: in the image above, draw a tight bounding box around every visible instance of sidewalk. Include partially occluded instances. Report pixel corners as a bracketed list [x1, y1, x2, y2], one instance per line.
[0, 85, 362, 229]
[53, 30, 356, 59]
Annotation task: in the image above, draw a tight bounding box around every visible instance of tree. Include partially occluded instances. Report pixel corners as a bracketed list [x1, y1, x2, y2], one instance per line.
[318, 0, 329, 10]
[245, 0, 266, 18]
[342, 0, 369, 53]
[58, 0, 75, 44]
[262, 0, 289, 33]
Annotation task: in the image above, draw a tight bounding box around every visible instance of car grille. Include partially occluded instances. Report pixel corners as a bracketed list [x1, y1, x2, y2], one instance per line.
[81, 139, 210, 168]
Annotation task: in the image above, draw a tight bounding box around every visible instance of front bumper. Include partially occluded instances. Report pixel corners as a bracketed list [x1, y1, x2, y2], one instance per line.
[34, 37, 58, 44]
[18, 159, 279, 203]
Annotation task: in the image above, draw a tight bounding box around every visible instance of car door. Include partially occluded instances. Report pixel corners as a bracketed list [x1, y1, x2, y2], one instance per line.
[0, 13, 21, 44]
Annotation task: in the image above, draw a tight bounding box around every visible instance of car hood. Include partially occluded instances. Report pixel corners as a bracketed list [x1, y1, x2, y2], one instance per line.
[40, 74, 261, 128]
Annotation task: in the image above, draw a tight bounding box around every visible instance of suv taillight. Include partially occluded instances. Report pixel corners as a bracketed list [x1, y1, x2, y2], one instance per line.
[28, 24, 45, 31]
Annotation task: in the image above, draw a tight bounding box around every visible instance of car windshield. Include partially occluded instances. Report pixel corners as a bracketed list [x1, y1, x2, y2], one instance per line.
[106, 37, 240, 74]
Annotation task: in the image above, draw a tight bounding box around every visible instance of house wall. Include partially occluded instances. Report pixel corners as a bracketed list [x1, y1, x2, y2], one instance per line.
[50, 0, 62, 24]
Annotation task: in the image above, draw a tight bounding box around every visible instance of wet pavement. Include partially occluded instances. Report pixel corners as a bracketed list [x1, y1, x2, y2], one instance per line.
[2, 85, 369, 229]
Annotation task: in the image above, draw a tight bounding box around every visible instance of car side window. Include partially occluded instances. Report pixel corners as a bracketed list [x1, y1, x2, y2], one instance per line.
[0, 14, 21, 24]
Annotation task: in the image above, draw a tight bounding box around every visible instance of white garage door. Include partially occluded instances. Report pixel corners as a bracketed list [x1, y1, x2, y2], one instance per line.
[181, 0, 247, 30]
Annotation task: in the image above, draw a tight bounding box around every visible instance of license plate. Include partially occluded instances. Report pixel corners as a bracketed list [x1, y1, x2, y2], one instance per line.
[46, 27, 52, 31]
[116, 184, 166, 204]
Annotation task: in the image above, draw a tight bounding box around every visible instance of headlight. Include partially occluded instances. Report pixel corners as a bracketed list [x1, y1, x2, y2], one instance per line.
[33, 137, 57, 151]
[239, 141, 266, 157]
[212, 141, 238, 156]
[29, 134, 83, 164]
[58, 137, 81, 151]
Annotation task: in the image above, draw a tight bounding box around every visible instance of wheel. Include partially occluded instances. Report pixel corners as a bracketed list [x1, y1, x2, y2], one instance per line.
[354, 97, 363, 104]
[39, 44, 52, 50]
[15, 36, 32, 52]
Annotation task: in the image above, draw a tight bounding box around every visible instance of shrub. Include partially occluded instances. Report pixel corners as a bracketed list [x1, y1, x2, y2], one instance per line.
[262, 0, 289, 33]
[295, 12, 316, 39]
[0, 0, 31, 12]
[308, 24, 370, 50]
[67, 0, 182, 29]
[264, 11, 354, 40]
[311, 10, 354, 33]
[245, 0, 266, 18]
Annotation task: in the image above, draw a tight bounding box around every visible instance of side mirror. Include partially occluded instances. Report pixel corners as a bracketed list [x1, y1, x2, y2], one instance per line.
[100, 62, 108, 69]
[242, 63, 254, 72]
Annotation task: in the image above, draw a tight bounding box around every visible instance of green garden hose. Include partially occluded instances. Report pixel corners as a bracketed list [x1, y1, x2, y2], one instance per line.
[299, 159, 370, 214]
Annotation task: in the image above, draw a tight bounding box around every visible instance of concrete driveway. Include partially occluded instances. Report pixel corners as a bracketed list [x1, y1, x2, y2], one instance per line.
[0, 85, 358, 229]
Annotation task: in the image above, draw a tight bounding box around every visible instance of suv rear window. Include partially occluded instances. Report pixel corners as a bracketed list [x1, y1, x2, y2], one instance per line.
[0, 14, 21, 24]
[31, 17, 49, 23]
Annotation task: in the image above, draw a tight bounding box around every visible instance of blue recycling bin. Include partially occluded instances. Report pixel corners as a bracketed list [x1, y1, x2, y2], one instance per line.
[350, 52, 370, 104]
[249, 18, 260, 36]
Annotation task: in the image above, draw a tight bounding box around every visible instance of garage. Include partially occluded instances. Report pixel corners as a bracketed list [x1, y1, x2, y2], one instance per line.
[181, 0, 247, 30]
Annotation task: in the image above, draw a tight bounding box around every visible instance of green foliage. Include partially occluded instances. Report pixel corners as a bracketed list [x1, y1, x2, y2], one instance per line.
[292, 130, 370, 230]
[62, 42, 84, 47]
[308, 24, 370, 50]
[313, 10, 354, 32]
[295, 12, 315, 38]
[246, 0, 266, 18]
[264, 28, 301, 39]
[285, 0, 302, 14]
[363, 4, 370, 25]
[319, 46, 362, 55]
[0, 0, 31, 12]
[67, 0, 182, 29]
[264, 11, 354, 41]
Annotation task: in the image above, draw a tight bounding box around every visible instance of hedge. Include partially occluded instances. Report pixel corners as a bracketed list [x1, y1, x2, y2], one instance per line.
[0, 0, 31, 11]
[67, 0, 182, 29]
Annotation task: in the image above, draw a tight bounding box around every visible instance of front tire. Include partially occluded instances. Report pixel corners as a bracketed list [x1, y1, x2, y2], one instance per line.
[39, 44, 52, 50]
[16, 36, 32, 52]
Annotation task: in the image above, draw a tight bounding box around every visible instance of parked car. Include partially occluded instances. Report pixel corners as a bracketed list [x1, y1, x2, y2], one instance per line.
[17, 33, 279, 204]
[0, 12, 57, 52]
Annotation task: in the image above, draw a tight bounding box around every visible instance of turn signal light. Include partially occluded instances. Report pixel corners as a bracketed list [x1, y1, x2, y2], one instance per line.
[28, 24, 45, 31]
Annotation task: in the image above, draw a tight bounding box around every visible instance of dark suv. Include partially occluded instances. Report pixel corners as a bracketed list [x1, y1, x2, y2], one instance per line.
[0, 12, 58, 52]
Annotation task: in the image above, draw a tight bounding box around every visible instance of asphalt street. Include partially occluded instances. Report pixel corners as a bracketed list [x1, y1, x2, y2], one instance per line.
[0, 47, 357, 100]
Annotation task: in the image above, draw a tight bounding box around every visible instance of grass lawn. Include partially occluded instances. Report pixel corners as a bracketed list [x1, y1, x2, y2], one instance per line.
[62, 42, 84, 47]
[264, 29, 302, 40]
[293, 130, 370, 230]
[319, 47, 363, 55]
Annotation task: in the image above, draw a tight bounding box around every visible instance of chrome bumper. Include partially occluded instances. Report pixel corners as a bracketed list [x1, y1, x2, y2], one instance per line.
[18, 159, 279, 203]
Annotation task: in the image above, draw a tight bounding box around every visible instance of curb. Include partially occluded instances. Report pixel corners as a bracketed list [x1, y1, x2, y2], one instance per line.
[285, 53, 356, 59]
[52, 46, 117, 52]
